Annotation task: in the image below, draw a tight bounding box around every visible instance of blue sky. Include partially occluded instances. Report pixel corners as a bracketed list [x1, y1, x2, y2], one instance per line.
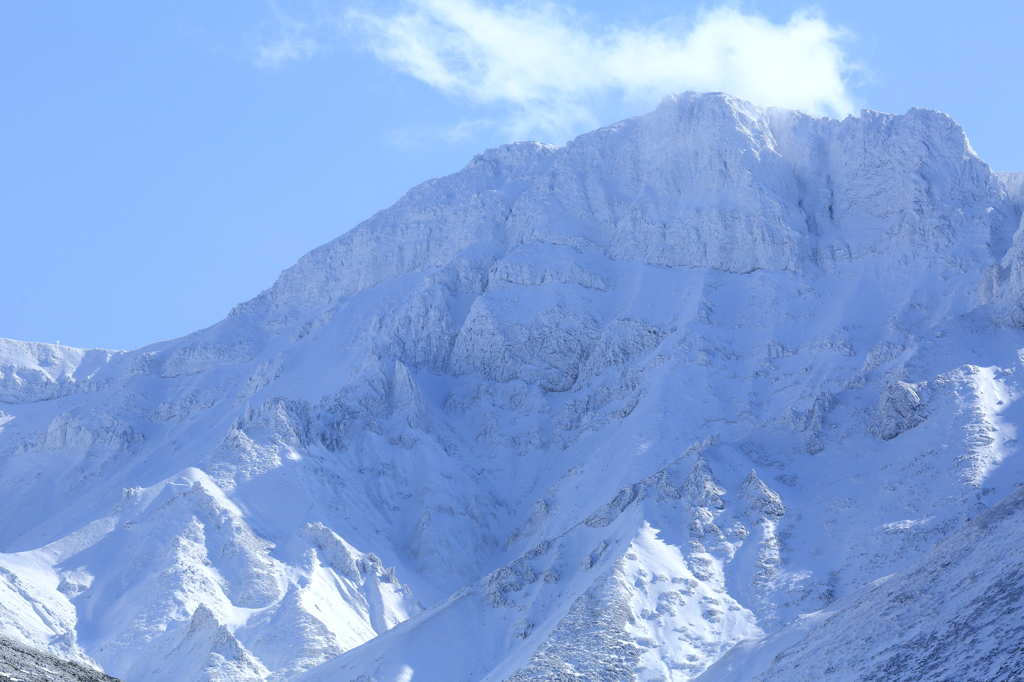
[2, 1, 1022, 350]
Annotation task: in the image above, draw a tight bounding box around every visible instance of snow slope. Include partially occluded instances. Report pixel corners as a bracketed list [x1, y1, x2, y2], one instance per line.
[1, 92, 1023, 681]
[696, 481, 1024, 682]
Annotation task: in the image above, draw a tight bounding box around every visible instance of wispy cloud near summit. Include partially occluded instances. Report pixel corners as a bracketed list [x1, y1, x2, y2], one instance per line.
[260, 1, 858, 140]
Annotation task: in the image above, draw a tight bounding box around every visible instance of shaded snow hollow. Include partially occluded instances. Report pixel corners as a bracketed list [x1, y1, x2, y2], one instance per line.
[1, 92, 1024, 682]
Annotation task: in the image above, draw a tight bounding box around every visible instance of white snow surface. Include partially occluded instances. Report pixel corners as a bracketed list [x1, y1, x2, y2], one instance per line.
[695, 481, 1024, 681]
[1, 92, 1024, 681]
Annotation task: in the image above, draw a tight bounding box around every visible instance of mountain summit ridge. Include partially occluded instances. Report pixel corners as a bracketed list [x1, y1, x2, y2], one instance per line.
[1, 92, 1023, 682]
[244, 92, 1013, 320]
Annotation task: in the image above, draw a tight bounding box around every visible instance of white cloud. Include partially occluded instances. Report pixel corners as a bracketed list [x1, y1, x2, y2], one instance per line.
[256, 33, 322, 68]
[346, 1, 858, 138]
[254, 1, 324, 68]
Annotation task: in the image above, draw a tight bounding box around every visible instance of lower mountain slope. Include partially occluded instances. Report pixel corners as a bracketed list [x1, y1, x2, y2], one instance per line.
[0, 93, 1023, 681]
[697, 482, 1024, 682]
[0, 634, 121, 682]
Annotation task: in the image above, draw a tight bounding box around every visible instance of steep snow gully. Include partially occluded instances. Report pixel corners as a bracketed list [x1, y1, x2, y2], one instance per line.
[2, 92, 1024, 681]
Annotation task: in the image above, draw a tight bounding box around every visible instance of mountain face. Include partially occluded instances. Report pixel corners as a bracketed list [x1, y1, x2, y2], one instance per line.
[1, 92, 1023, 682]
[697, 481, 1024, 682]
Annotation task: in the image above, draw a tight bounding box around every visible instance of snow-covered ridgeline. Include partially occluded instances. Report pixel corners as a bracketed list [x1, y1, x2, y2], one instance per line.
[0, 339, 124, 404]
[247, 94, 1013, 317]
[0, 92, 1023, 681]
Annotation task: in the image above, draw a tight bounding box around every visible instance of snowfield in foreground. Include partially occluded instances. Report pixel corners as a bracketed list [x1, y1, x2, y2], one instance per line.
[1, 92, 1024, 681]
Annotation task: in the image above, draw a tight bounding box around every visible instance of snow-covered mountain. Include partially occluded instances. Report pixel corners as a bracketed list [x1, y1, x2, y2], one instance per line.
[2, 92, 1023, 682]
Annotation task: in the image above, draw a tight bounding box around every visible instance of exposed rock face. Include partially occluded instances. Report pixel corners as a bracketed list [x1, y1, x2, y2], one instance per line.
[0, 635, 121, 682]
[870, 381, 928, 441]
[998, 171, 1024, 214]
[0, 93, 1023, 682]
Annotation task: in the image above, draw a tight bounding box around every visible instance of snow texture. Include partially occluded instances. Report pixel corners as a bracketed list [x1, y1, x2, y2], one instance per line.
[696, 482, 1024, 682]
[1, 92, 1023, 682]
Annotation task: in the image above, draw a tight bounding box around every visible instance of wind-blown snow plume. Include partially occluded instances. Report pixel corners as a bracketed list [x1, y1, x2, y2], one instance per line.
[262, 1, 857, 137]
[349, 1, 856, 135]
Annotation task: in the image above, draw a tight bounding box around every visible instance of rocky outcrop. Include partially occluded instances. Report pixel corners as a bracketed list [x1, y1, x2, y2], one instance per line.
[0, 635, 120, 682]
[869, 381, 928, 440]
